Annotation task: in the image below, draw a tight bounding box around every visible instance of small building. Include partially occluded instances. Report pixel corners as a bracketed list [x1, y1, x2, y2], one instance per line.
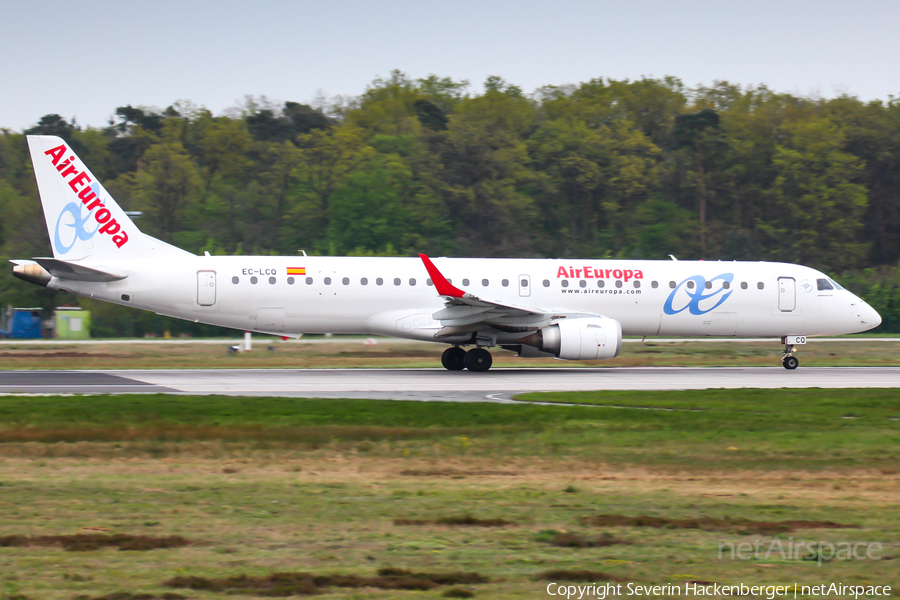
[55, 307, 91, 340]
[0, 307, 43, 339]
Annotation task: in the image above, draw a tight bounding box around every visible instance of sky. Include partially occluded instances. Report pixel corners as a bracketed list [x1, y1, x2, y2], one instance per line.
[2, 0, 899, 131]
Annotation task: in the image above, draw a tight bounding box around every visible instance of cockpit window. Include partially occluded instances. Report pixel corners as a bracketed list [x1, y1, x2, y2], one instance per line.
[829, 278, 844, 290]
[817, 278, 833, 291]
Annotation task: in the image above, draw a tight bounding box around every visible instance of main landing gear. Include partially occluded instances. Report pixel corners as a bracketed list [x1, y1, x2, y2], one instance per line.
[441, 346, 492, 372]
[441, 346, 465, 371]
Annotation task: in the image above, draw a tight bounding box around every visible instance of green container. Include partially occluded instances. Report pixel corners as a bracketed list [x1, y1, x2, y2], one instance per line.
[55, 309, 91, 340]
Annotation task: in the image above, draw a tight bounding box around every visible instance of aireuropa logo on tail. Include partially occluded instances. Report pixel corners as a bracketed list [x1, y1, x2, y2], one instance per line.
[44, 144, 129, 253]
[55, 196, 99, 254]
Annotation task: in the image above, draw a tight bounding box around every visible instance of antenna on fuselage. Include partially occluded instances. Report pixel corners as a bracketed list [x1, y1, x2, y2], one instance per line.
[668, 254, 678, 261]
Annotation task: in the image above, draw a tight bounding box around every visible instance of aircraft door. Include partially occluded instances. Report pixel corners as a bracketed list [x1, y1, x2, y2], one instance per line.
[778, 277, 796, 312]
[518, 274, 531, 297]
[197, 271, 217, 306]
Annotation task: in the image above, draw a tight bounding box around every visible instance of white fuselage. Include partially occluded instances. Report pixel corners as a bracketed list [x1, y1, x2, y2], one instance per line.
[47, 256, 881, 344]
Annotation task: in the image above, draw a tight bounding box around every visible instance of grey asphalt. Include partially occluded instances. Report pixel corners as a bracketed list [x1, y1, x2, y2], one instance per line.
[1, 367, 899, 400]
[0, 371, 174, 394]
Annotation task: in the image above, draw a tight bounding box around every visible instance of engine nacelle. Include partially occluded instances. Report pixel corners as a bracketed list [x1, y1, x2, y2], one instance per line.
[518, 317, 622, 360]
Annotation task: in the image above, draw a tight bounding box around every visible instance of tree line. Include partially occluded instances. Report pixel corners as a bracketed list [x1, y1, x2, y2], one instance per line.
[2, 71, 900, 335]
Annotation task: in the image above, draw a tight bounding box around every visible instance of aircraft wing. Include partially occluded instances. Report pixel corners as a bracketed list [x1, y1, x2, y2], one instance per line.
[418, 254, 598, 337]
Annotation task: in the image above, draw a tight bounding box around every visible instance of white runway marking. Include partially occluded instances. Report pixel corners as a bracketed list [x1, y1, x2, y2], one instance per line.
[2, 367, 899, 400]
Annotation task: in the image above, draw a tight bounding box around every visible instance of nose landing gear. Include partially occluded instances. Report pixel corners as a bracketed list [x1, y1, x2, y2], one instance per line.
[781, 335, 806, 370]
[782, 353, 799, 370]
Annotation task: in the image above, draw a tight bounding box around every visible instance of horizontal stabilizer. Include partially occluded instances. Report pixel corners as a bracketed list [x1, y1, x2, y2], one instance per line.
[32, 258, 127, 282]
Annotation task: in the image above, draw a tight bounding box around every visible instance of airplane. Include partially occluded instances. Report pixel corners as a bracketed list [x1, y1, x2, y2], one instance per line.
[11, 135, 882, 371]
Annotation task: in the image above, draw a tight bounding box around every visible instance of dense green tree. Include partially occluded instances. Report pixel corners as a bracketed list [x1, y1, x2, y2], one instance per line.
[671, 108, 725, 255]
[824, 97, 900, 265]
[529, 117, 660, 256]
[414, 99, 448, 131]
[197, 117, 252, 185]
[757, 117, 868, 270]
[132, 140, 202, 243]
[326, 156, 449, 255]
[292, 127, 376, 233]
[245, 102, 331, 142]
[436, 83, 537, 255]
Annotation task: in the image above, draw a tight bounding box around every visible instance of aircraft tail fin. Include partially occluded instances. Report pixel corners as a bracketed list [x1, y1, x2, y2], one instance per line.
[26, 135, 187, 261]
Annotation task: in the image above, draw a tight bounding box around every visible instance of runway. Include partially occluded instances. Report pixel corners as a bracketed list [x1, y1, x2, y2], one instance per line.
[2, 367, 900, 401]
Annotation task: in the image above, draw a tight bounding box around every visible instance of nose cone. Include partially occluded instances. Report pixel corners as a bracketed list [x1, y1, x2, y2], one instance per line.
[866, 304, 883, 329]
[854, 300, 881, 331]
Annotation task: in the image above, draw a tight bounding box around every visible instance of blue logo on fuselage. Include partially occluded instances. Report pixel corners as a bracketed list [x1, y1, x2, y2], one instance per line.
[663, 274, 734, 315]
[54, 201, 99, 255]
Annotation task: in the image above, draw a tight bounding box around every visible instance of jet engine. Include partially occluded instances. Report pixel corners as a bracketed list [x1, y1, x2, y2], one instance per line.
[517, 317, 622, 360]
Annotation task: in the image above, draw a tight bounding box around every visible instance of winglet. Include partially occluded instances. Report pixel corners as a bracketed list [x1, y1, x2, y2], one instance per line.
[419, 254, 465, 298]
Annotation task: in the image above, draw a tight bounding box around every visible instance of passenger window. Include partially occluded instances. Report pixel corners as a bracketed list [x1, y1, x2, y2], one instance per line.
[342, 277, 349, 285]
[543, 279, 550, 287]
[376, 278, 384, 286]
[634, 281, 640, 288]
[615, 280, 623, 288]
[409, 278, 416, 286]
[521, 279, 529, 287]
[324, 277, 331, 285]
[757, 282, 764, 290]
[817, 278, 834, 291]
[687, 281, 695, 289]
[502, 279, 509, 287]
[705, 281, 712, 289]
[579, 280, 586, 288]
[722, 281, 729, 289]
[740, 282, 747, 289]
[306, 277, 313, 285]
[462, 278, 470, 286]
[394, 278, 401, 286]
[669, 281, 676, 289]
[361, 277, 368, 285]
[482, 279, 489, 286]
[597, 280, 605, 288]
[427, 279, 433, 286]
[561, 280, 569, 288]
[251, 276, 258, 284]
[287, 277, 295, 285]
[268, 277, 276, 284]
[651, 281, 658, 288]
[232, 276, 239, 284]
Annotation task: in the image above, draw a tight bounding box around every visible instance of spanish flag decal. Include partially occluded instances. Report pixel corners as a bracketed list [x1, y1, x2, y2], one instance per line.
[287, 267, 306, 275]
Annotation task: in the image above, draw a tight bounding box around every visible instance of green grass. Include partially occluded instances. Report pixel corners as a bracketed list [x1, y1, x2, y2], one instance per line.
[0, 391, 899, 598]
[1, 390, 899, 469]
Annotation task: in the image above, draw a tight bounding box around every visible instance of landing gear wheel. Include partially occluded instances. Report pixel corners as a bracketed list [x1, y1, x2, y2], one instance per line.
[783, 355, 799, 370]
[441, 346, 466, 371]
[464, 348, 493, 372]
